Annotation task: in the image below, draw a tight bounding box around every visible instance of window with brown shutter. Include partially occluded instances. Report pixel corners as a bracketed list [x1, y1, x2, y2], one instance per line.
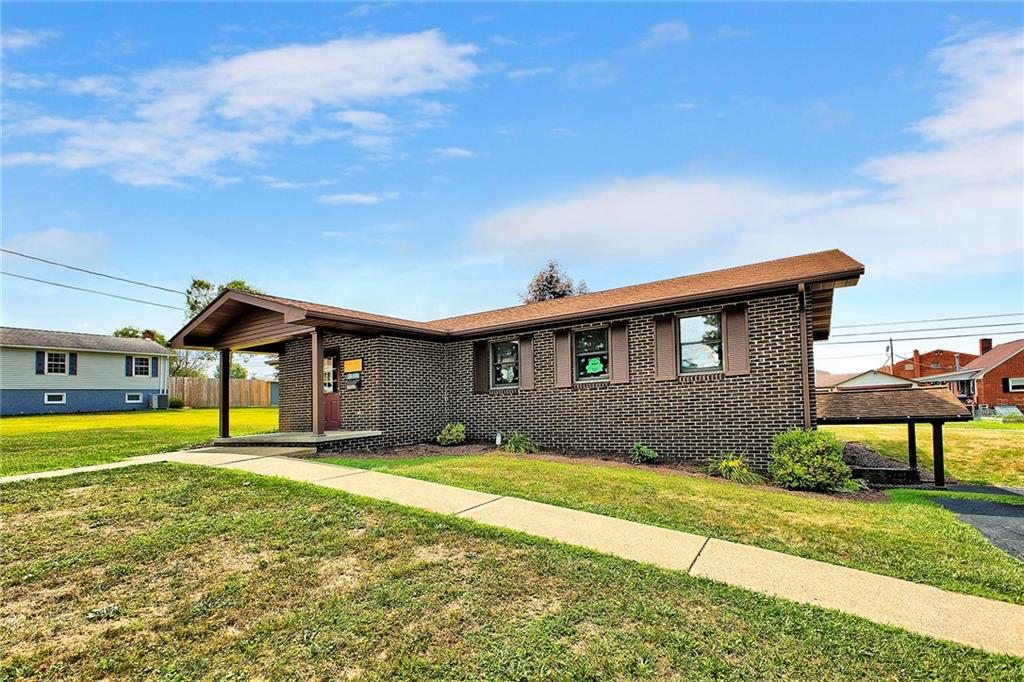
[472, 340, 489, 393]
[519, 335, 535, 390]
[554, 331, 572, 388]
[724, 305, 750, 376]
[610, 322, 630, 384]
[654, 316, 677, 381]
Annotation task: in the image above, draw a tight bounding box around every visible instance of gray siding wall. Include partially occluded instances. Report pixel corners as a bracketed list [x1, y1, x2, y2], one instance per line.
[0, 347, 169, 392]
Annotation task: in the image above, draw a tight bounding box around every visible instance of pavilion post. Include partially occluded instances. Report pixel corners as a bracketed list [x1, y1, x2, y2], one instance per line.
[907, 422, 917, 470]
[218, 349, 231, 438]
[931, 421, 945, 488]
[311, 329, 324, 435]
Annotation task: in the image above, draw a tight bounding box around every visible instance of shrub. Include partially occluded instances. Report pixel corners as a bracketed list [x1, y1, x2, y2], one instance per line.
[1003, 415, 1024, 424]
[168, 397, 184, 409]
[630, 442, 660, 464]
[769, 429, 852, 491]
[435, 422, 466, 446]
[502, 431, 539, 454]
[706, 453, 764, 485]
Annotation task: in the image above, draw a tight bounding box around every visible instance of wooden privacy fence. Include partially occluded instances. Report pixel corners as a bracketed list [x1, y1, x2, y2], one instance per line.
[168, 377, 273, 408]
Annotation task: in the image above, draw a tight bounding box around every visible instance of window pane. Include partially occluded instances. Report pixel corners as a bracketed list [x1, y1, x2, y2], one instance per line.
[492, 341, 518, 364]
[134, 357, 150, 376]
[679, 342, 722, 371]
[574, 329, 608, 354]
[576, 351, 609, 379]
[46, 353, 66, 374]
[493, 362, 519, 386]
[678, 314, 721, 344]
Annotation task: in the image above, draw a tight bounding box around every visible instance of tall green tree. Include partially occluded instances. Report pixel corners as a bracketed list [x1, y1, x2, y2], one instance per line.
[520, 260, 589, 303]
[185, 278, 263, 318]
[213, 362, 249, 379]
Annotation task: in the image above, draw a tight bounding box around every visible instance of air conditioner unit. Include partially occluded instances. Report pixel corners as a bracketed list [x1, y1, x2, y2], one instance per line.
[151, 394, 169, 409]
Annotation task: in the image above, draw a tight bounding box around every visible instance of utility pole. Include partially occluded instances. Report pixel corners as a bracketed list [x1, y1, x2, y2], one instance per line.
[889, 338, 895, 374]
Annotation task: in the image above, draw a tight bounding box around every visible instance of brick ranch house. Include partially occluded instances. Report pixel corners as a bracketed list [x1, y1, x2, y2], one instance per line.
[881, 348, 978, 380]
[918, 338, 1024, 411]
[170, 250, 864, 467]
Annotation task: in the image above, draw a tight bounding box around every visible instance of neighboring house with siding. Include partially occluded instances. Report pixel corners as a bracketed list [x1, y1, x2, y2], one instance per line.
[918, 338, 1024, 411]
[816, 369, 917, 391]
[0, 327, 174, 415]
[170, 250, 864, 468]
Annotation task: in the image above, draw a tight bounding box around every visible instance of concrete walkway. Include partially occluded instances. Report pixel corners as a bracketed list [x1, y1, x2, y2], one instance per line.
[3, 450, 1023, 658]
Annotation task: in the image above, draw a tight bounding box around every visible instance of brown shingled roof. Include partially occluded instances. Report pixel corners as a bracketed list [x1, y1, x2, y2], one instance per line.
[254, 249, 862, 335]
[816, 387, 970, 423]
[960, 338, 1024, 373]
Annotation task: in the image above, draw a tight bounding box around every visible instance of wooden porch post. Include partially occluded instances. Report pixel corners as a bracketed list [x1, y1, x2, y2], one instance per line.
[311, 329, 324, 435]
[219, 349, 231, 438]
[907, 422, 917, 470]
[931, 421, 945, 488]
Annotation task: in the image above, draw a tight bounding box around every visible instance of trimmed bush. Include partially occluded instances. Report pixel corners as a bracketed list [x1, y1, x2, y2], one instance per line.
[707, 453, 764, 485]
[168, 397, 185, 409]
[502, 431, 539, 454]
[630, 443, 660, 464]
[769, 429, 852, 491]
[435, 422, 466, 446]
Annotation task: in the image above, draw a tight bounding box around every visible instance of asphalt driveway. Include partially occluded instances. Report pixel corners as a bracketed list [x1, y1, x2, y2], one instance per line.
[933, 497, 1024, 561]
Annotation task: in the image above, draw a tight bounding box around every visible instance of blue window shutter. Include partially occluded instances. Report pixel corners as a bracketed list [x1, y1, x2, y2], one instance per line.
[126, 356, 133, 376]
[151, 356, 159, 377]
[69, 353, 78, 376]
[35, 351, 45, 374]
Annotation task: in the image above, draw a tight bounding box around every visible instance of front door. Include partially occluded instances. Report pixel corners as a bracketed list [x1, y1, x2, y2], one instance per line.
[323, 355, 340, 431]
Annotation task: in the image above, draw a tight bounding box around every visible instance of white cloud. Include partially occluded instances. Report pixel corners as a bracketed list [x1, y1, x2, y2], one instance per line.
[716, 26, 752, 40]
[260, 175, 332, 189]
[473, 30, 1024, 278]
[321, 230, 353, 238]
[674, 102, 698, 112]
[335, 109, 394, 131]
[1, 29, 59, 53]
[2, 228, 107, 259]
[636, 21, 691, 50]
[507, 66, 554, 80]
[432, 146, 475, 158]
[808, 100, 853, 129]
[491, 35, 518, 47]
[3, 30, 479, 186]
[317, 192, 398, 205]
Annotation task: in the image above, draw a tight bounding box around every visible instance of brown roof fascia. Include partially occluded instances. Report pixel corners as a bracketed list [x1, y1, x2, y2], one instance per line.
[169, 289, 310, 349]
[446, 267, 863, 339]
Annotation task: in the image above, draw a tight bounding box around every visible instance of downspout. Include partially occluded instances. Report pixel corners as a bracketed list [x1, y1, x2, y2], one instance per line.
[798, 283, 811, 429]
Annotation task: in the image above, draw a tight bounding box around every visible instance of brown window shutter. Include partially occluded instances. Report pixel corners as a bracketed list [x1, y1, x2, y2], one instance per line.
[554, 331, 572, 388]
[724, 305, 750, 376]
[610, 322, 630, 384]
[519, 335, 535, 390]
[473, 340, 489, 394]
[654, 316, 677, 381]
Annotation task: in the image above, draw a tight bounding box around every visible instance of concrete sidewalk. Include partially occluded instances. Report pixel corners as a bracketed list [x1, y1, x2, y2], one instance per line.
[3, 450, 1022, 658]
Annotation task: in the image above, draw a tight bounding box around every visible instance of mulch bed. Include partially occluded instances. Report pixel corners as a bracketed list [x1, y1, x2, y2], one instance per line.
[842, 441, 943, 484]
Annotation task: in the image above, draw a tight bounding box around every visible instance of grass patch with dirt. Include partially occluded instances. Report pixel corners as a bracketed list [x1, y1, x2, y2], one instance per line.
[321, 452, 1024, 605]
[0, 408, 279, 477]
[824, 421, 1024, 487]
[2, 463, 1020, 679]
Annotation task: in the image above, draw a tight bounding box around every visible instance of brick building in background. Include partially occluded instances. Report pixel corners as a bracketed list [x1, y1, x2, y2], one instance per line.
[919, 338, 1024, 411]
[882, 348, 978, 380]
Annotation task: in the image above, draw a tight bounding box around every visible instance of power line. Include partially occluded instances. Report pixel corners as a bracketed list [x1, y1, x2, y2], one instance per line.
[819, 329, 1024, 346]
[0, 247, 186, 295]
[833, 312, 1022, 329]
[831, 322, 1023, 338]
[2, 272, 185, 310]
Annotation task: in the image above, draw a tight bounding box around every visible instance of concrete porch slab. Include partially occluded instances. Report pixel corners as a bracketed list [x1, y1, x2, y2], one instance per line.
[460, 496, 707, 572]
[318, 470, 501, 515]
[213, 430, 382, 446]
[690, 538, 1024, 657]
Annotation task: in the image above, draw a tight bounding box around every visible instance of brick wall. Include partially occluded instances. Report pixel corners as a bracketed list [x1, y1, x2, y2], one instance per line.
[276, 292, 815, 467]
[976, 351, 1024, 409]
[448, 293, 810, 468]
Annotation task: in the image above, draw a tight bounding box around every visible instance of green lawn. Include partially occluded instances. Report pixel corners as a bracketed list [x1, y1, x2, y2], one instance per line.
[2, 464, 1019, 679]
[322, 453, 1024, 606]
[824, 421, 1024, 487]
[0, 408, 279, 477]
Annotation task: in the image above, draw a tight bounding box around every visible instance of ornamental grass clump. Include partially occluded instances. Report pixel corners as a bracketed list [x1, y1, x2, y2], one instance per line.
[768, 429, 852, 492]
[706, 453, 764, 485]
[435, 422, 466, 446]
[630, 443, 660, 464]
[502, 431, 539, 454]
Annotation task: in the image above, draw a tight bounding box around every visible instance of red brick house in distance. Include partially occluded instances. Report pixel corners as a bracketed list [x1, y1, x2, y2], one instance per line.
[920, 338, 1024, 411]
[170, 250, 864, 468]
[882, 348, 978, 380]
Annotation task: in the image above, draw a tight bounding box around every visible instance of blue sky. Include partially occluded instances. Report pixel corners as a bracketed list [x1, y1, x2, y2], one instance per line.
[2, 2, 1022, 376]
